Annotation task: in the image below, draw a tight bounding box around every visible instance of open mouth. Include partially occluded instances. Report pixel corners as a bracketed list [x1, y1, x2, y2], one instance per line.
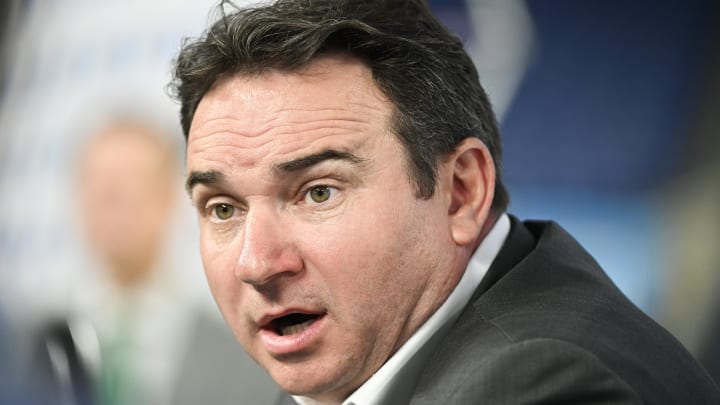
[269, 313, 323, 336]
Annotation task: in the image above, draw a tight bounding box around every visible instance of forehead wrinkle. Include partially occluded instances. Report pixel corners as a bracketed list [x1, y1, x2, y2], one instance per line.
[187, 128, 277, 160]
[190, 114, 271, 142]
[277, 106, 383, 120]
[265, 101, 388, 139]
[268, 120, 372, 142]
[272, 99, 381, 121]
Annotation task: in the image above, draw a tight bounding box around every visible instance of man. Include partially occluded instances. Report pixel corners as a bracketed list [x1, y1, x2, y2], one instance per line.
[171, 0, 720, 404]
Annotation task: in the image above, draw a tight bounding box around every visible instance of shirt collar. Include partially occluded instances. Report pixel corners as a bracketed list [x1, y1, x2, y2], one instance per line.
[295, 214, 511, 405]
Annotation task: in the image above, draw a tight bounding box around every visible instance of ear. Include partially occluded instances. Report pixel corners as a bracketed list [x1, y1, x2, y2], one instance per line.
[444, 138, 496, 246]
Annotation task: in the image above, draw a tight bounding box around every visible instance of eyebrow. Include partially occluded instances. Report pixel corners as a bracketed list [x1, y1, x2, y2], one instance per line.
[272, 149, 365, 173]
[186, 169, 223, 195]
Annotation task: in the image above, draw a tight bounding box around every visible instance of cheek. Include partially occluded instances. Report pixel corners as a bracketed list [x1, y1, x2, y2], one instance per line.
[200, 236, 240, 310]
[302, 197, 426, 301]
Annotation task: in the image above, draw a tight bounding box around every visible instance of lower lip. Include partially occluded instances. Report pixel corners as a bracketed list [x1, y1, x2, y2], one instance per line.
[259, 315, 327, 356]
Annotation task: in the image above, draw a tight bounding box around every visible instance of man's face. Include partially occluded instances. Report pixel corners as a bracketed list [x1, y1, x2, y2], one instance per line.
[186, 55, 460, 402]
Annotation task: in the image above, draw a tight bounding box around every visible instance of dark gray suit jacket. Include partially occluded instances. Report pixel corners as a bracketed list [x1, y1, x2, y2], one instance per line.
[279, 217, 720, 404]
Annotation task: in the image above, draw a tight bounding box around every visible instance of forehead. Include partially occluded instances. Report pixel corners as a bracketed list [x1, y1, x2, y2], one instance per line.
[186, 55, 394, 172]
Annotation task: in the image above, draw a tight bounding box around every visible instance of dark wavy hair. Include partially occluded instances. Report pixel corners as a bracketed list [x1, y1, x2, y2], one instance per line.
[170, 0, 509, 210]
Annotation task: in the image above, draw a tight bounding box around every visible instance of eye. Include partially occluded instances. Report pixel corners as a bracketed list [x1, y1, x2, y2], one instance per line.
[305, 185, 335, 204]
[213, 203, 235, 220]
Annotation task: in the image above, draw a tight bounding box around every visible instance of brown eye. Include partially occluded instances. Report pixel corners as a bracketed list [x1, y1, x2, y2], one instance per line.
[308, 186, 333, 203]
[214, 203, 234, 220]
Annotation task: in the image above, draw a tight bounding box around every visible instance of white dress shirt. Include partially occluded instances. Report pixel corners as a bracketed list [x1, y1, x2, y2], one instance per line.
[294, 214, 511, 405]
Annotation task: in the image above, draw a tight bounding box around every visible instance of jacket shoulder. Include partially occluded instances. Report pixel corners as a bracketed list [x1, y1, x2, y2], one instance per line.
[411, 337, 641, 404]
[413, 217, 720, 404]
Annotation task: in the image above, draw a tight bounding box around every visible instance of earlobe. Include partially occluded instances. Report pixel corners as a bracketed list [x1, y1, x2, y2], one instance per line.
[447, 138, 495, 246]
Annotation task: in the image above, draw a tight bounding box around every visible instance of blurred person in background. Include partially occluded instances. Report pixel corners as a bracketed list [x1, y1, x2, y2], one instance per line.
[73, 120, 184, 405]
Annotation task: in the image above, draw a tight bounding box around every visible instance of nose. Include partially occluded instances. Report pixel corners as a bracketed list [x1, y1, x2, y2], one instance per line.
[234, 207, 304, 286]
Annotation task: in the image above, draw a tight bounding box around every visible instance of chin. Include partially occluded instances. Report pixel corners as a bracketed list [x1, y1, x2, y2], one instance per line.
[268, 359, 357, 402]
